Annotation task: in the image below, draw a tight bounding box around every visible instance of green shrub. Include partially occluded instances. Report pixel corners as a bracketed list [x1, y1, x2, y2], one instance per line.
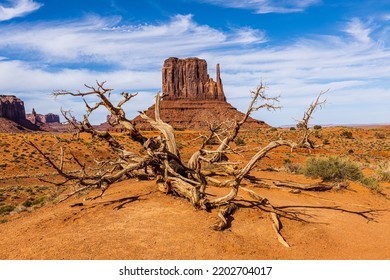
[340, 130, 353, 139]
[374, 132, 386, 139]
[234, 137, 246, 146]
[32, 196, 47, 206]
[313, 125, 322, 130]
[0, 204, 15, 215]
[302, 156, 362, 182]
[22, 200, 33, 207]
[302, 156, 382, 192]
[289, 127, 296, 131]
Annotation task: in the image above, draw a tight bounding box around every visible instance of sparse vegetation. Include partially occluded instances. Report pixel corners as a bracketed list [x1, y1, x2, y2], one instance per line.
[0, 204, 15, 215]
[374, 132, 386, 139]
[313, 125, 322, 130]
[302, 156, 381, 191]
[302, 156, 362, 182]
[340, 130, 353, 139]
[234, 136, 246, 146]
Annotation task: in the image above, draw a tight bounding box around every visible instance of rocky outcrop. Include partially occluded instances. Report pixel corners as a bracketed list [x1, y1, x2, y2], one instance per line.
[0, 95, 26, 122]
[28, 108, 38, 125]
[26, 108, 60, 124]
[0, 96, 63, 132]
[162, 57, 225, 101]
[0, 95, 43, 132]
[129, 57, 268, 130]
[43, 113, 60, 123]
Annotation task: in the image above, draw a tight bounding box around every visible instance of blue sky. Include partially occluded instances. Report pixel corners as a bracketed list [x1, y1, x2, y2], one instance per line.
[0, 0, 389, 126]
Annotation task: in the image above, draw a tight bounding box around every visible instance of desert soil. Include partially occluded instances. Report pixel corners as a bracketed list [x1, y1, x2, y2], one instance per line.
[0, 127, 389, 259]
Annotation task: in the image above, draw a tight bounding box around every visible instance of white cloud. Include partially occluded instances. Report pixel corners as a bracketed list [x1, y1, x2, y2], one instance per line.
[0, 0, 42, 21]
[199, 0, 320, 14]
[344, 18, 372, 44]
[0, 14, 266, 67]
[0, 14, 389, 126]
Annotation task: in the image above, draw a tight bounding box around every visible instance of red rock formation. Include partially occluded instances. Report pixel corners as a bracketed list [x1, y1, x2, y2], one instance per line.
[26, 109, 60, 124]
[130, 57, 268, 130]
[162, 57, 225, 101]
[0, 95, 26, 122]
[40, 113, 60, 124]
[0, 97, 63, 132]
[27, 108, 38, 125]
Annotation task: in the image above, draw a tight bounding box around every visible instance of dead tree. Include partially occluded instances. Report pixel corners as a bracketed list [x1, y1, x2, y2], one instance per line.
[27, 81, 376, 247]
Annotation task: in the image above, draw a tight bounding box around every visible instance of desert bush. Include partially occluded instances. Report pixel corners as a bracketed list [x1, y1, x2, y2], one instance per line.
[0, 204, 15, 215]
[22, 200, 33, 207]
[302, 156, 381, 191]
[313, 125, 322, 130]
[302, 156, 362, 182]
[32, 196, 47, 206]
[322, 139, 330, 145]
[374, 132, 386, 139]
[340, 130, 353, 139]
[289, 127, 296, 131]
[234, 137, 246, 146]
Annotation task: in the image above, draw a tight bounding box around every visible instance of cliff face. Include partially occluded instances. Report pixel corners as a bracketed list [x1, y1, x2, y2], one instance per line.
[0, 95, 26, 122]
[162, 57, 225, 101]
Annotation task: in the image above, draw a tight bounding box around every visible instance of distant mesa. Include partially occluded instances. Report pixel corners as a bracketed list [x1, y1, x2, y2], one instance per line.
[26, 108, 60, 125]
[0, 95, 61, 132]
[130, 57, 268, 130]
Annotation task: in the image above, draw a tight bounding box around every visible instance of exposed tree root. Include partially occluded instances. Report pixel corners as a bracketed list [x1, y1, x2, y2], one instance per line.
[213, 203, 238, 231]
[270, 212, 290, 247]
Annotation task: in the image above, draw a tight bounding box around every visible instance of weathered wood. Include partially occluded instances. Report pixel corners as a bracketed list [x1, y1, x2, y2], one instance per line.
[273, 180, 334, 191]
[270, 212, 290, 248]
[213, 203, 238, 231]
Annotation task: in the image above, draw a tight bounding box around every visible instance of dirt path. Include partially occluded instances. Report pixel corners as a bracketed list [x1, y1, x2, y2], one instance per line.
[1, 176, 389, 260]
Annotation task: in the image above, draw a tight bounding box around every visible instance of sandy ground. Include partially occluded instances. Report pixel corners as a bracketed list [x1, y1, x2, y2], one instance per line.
[1, 173, 389, 260]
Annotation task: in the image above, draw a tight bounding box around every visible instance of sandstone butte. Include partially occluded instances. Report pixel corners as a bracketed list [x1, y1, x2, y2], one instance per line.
[0, 95, 61, 132]
[130, 57, 268, 130]
[26, 108, 60, 125]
